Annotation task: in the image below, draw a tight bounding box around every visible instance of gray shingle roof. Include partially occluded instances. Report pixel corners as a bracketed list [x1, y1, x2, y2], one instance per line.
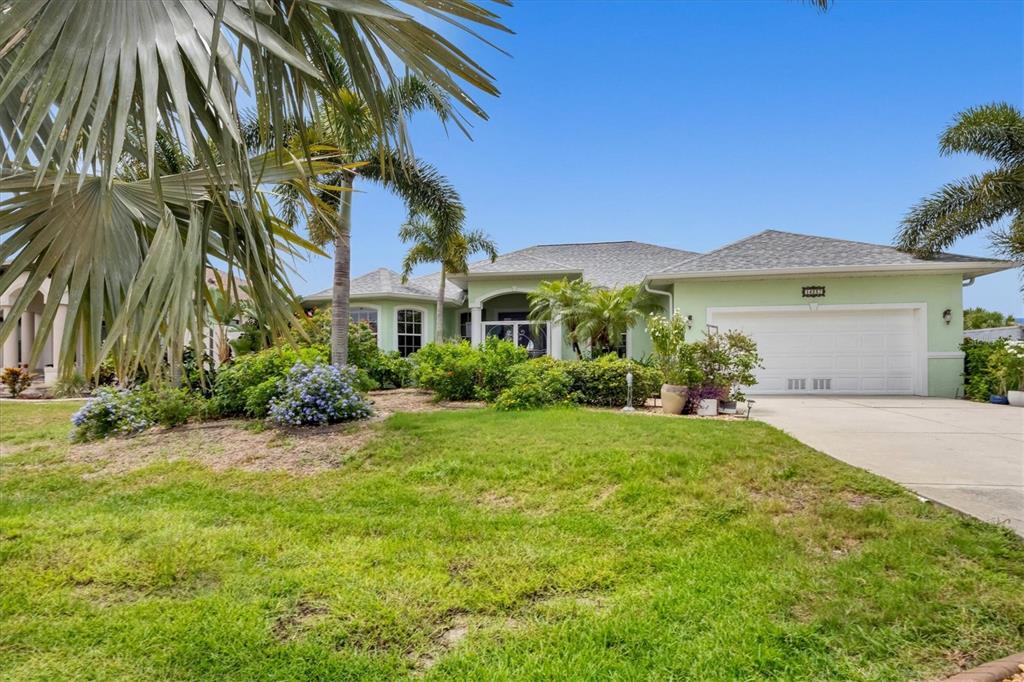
[305, 268, 464, 303]
[468, 241, 699, 288]
[652, 230, 1007, 276]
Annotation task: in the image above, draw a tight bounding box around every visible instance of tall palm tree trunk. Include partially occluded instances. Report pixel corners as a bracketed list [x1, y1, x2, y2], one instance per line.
[332, 173, 354, 367]
[434, 265, 447, 344]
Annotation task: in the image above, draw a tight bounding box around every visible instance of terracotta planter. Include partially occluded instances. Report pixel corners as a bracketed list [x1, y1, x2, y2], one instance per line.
[660, 384, 689, 415]
[697, 398, 719, 416]
[1008, 390, 1024, 407]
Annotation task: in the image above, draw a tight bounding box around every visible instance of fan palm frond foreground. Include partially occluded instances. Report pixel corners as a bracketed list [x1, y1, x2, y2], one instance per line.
[0, 0, 510, 378]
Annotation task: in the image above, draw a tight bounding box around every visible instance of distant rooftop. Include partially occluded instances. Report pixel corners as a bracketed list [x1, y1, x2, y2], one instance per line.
[305, 268, 464, 303]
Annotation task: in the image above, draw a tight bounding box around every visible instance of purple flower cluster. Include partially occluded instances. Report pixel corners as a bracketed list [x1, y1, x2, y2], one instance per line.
[70, 387, 152, 442]
[267, 362, 372, 427]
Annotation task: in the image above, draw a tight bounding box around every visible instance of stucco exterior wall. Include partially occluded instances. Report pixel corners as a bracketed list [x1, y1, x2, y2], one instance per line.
[669, 273, 966, 396]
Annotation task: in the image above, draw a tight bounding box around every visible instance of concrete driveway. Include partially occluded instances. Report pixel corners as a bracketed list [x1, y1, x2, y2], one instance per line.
[751, 396, 1024, 536]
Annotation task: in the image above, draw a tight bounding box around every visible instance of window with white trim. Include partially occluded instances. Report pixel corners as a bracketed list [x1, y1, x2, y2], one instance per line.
[350, 307, 378, 338]
[459, 312, 472, 341]
[397, 309, 423, 357]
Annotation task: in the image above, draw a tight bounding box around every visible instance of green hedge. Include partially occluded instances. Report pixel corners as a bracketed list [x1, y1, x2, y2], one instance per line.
[961, 338, 1003, 401]
[413, 339, 528, 401]
[494, 356, 573, 411]
[566, 355, 661, 407]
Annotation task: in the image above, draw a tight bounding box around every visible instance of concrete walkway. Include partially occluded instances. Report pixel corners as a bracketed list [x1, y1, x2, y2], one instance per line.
[751, 396, 1024, 536]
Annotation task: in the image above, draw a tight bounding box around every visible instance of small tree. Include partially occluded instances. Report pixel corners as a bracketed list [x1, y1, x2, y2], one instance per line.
[399, 213, 498, 344]
[578, 285, 661, 356]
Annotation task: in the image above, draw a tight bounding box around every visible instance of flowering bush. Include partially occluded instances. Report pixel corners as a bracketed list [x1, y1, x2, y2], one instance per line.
[213, 345, 329, 417]
[267, 363, 372, 427]
[70, 387, 152, 442]
[988, 338, 1024, 395]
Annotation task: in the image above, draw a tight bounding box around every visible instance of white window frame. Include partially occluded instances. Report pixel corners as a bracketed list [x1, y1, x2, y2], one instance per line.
[395, 306, 427, 356]
[349, 305, 380, 340]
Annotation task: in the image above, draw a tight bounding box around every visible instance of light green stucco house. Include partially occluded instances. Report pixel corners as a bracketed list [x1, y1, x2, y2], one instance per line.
[303, 230, 1012, 397]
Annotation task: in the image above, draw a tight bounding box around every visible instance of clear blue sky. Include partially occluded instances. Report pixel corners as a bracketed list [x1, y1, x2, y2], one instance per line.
[292, 0, 1024, 316]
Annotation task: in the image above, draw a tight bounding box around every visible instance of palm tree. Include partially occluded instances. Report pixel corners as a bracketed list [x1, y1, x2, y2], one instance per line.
[247, 69, 467, 366]
[897, 103, 1024, 273]
[399, 213, 498, 344]
[528, 278, 594, 359]
[578, 284, 660, 356]
[0, 0, 508, 377]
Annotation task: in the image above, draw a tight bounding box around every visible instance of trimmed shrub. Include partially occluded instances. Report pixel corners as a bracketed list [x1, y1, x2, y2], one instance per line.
[213, 345, 329, 417]
[71, 387, 152, 442]
[476, 337, 529, 401]
[414, 341, 480, 401]
[347, 321, 380, 370]
[138, 386, 198, 428]
[494, 356, 574, 411]
[413, 338, 528, 401]
[566, 355, 661, 407]
[367, 351, 414, 389]
[1, 367, 34, 397]
[267, 363, 372, 426]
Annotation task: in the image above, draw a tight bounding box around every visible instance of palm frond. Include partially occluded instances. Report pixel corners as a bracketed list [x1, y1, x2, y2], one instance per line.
[0, 0, 509, 181]
[0, 153, 332, 377]
[897, 170, 1022, 255]
[940, 102, 1024, 165]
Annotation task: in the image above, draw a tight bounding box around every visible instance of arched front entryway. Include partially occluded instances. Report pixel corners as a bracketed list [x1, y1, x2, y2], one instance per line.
[469, 290, 558, 358]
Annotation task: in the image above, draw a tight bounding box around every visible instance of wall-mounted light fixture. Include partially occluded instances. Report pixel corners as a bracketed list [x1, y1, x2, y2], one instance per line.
[942, 308, 952, 325]
[686, 314, 693, 329]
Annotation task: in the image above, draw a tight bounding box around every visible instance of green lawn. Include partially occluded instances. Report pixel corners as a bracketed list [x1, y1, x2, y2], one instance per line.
[1, 401, 1022, 681]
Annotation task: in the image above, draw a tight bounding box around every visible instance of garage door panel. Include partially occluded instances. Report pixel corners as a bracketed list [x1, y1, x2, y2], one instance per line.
[711, 308, 919, 395]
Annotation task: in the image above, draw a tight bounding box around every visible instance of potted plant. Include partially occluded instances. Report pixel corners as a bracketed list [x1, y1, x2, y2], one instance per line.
[648, 312, 699, 414]
[691, 330, 762, 416]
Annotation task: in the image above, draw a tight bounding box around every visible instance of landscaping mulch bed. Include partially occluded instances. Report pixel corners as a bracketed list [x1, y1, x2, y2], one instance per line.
[65, 388, 483, 477]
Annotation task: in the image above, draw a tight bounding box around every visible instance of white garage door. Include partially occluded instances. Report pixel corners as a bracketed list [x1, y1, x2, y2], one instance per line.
[710, 307, 920, 395]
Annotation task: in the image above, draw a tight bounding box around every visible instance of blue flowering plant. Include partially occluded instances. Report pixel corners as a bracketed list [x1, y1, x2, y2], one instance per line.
[70, 387, 153, 442]
[267, 363, 372, 427]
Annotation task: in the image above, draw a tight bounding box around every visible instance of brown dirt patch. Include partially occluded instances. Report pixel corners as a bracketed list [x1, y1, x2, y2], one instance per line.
[66, 389, 482, 477]
[272, 600, 330, 642]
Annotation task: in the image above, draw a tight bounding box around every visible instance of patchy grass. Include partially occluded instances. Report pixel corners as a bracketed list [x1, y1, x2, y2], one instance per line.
[1, 401, 1022, 680]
